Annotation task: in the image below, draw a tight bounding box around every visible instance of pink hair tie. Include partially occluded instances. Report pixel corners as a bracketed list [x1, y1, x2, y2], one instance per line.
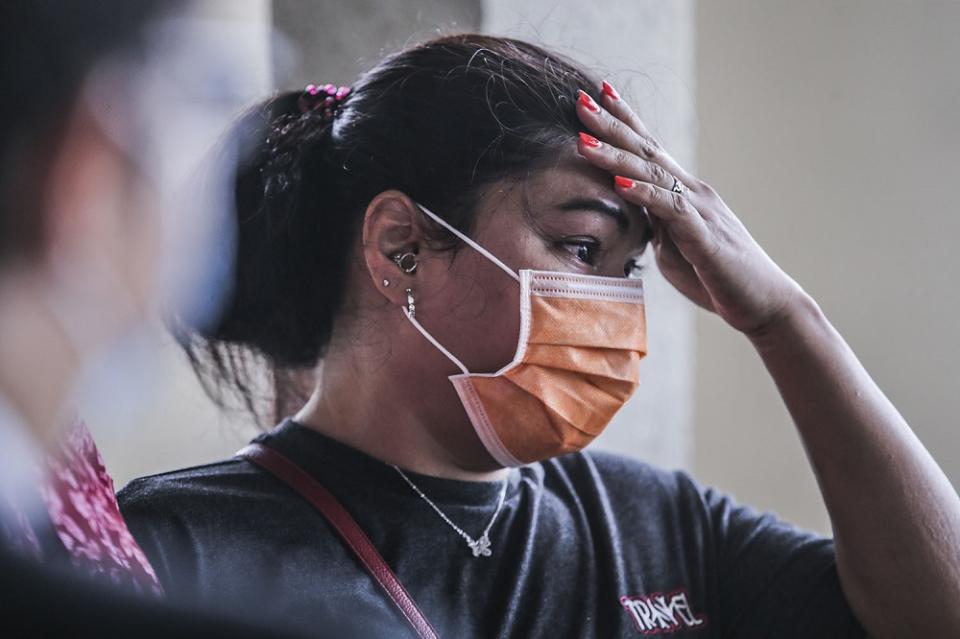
[298, 83, 352, 120]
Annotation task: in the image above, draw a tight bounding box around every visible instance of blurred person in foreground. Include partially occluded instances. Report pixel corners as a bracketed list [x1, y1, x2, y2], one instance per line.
[0, 2, 306, 636]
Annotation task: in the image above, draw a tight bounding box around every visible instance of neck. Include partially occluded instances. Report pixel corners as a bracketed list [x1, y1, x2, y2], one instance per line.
[294, 330, 509, 483]
[0, 271, 79, 444]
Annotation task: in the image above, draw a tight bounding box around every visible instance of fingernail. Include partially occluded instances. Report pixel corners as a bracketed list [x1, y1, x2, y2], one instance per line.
[614, 176, 636, 189]
[578, 132, 601, 148]
[578, 89, 600, 113]
[601, 80, 620, 101]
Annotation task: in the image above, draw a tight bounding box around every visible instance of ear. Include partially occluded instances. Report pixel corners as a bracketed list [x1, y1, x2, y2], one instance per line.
[360, 189, 430, 306]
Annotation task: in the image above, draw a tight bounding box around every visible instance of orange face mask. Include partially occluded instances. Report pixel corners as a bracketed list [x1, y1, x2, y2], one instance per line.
[406, 204, 648, 467]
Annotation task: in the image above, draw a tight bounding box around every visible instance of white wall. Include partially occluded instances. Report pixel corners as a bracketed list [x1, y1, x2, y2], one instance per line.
[695, 0, 960, 533]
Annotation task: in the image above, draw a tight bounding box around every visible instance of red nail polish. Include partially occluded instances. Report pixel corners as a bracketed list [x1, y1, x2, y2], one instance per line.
[601, 80, 620, 101]
[578, 132, 601, 148]
[614, 176, 636, 189]
[578, 89, 600, 113]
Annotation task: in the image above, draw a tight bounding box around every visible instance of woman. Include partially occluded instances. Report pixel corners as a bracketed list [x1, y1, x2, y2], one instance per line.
[119, 34, 960, 638]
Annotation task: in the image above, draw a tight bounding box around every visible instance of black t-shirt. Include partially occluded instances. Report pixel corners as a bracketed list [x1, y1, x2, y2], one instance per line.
[118, 420, 866, 638]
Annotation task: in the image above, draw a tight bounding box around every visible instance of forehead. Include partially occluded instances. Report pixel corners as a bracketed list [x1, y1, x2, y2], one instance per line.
[526, 152, 617, 195]
[509, 152, 650, 235]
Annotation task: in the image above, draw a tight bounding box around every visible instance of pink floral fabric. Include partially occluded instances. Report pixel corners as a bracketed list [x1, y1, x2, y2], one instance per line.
[40, 418, 164, 598]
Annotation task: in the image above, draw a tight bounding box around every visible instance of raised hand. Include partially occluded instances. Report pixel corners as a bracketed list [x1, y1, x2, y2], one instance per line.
[575, 82, 805, 337]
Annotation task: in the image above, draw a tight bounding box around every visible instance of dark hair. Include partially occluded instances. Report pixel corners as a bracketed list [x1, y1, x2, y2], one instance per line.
[183, 33, 603, 421]
[0, 0, 166, 265]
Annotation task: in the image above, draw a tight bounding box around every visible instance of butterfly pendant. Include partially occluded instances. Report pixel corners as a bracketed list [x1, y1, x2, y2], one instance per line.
[468, 534, 492, 557]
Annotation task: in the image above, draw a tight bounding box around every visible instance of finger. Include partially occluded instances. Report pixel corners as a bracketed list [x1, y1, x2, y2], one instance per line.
[599, 80, 659, 147]
[656, 238, 716, 312]
[613, 175, 712, 255]
[576, 87, 695, 186]
[577, 132, 675, 191]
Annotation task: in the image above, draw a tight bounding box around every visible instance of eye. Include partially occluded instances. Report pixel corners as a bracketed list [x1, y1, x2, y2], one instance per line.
[561, 238, 599, 266]
[624, 250, 647, 278]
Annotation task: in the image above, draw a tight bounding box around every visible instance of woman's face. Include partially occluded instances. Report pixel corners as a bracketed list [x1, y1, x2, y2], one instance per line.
[414, 152, 652, 375]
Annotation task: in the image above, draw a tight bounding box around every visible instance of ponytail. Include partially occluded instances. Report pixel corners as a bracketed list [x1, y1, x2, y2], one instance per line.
[177, 90, 357, 420]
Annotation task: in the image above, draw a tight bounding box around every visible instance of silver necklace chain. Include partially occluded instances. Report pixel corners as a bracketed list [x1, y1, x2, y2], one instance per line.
[392, 465, 508, 558]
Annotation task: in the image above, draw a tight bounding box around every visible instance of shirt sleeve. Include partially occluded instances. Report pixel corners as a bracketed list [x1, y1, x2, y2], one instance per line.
[682, 473, 867, 637]
[117, 476, 203, 598]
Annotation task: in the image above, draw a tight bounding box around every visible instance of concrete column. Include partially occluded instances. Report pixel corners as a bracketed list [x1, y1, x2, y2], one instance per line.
[271, 0, 481, 87]
[482, 0, 698, 470]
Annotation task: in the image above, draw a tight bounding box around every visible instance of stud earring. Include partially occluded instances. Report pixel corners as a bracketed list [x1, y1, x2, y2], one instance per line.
[393, 251, 418, 274]
[382, 279, 390, 287]
[405, 288, 416, 318]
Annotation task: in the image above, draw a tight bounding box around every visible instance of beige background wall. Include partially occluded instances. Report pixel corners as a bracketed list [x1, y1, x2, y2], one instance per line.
[695, 0, 960, 533]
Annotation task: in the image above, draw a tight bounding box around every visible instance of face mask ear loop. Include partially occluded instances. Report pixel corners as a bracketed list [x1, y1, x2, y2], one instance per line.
[415, 203, 520, 283]
[403, 307, 470, 375]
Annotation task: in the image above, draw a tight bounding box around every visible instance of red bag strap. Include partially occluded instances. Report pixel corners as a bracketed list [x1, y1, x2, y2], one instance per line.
[237, 443, 441, 639]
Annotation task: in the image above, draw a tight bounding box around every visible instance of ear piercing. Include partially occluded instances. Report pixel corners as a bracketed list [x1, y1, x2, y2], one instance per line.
[389, 252, 417, 317]
[405, 288, 416, 318]
[393, 251, 418, 274]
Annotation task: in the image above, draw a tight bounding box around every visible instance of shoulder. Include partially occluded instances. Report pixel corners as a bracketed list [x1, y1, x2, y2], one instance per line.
[119, 458, 264, 509]
[544, 450, 811, 548]
[117, 457, 299, 591]
[117, 457, 294, 542]
[552, 452, 836, 566]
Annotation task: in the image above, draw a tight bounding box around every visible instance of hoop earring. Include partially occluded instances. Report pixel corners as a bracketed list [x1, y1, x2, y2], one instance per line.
[393, 251, 418, 274]
[405, 288, 416, 318]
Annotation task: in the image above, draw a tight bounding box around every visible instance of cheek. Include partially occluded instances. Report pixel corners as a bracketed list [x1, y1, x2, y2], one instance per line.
[95, 181, 161, 326]
[472, 283, 522, 372]
[125, 197, 163, 312]
[491, 224, 565, 273]
[426, 251, 523, 374]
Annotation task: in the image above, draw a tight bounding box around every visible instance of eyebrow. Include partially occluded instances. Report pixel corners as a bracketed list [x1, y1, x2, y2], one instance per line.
[555, 196, 629, 230]
[555, 196, 652, 243]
